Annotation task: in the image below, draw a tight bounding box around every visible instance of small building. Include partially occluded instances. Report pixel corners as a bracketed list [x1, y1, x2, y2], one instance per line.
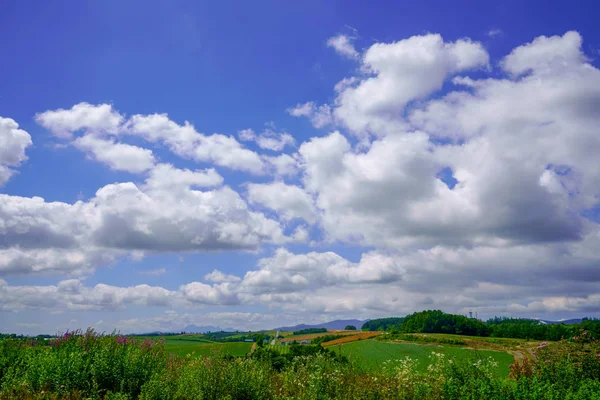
[244, 339, 254, 342]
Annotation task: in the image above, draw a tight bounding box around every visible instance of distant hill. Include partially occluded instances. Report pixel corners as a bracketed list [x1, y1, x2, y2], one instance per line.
[537, 318, 583, 325]
[183, 325, 236, 333]
[275, 319, 367, 331]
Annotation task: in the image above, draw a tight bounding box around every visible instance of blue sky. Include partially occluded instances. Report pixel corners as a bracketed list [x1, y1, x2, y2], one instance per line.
[2, 0, 600, 334]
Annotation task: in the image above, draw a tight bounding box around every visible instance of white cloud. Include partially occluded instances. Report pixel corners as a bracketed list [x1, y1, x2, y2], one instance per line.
[143, 163, 223, 190]
[0, 166, 15, 187]
[334, 34, 489, 135]
[263, 154, 299, 177]
[204, 269, 241, 283]
[0, 247, 119, 277]
[327, 34, 359, 59]
[502, 31, 585, 76]
[0, 279, 169, 311]
[0, 117, 32, 186]
[125, 113, 265, 174]
[237, 125, 295, 151]
[180, 281, 240, 305]
[3, 226, 600, 320]
[287, 102, 333, 128]
[36, 105, 268, 175]
[247, 181, 317, 224]
[73, 134, 156, 173]
[240, 248, 403, 295]
[6, 30, 600, 326]
[35, 103, 124, 139]
[0, 164, 288, 277]
[290, 31, 600, 250]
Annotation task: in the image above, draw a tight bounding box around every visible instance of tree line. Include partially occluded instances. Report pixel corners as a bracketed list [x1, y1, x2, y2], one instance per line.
[362, 310, 600, 341]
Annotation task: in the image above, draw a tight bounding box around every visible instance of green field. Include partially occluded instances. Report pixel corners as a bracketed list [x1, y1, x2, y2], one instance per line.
[165, 340, 253, 358]
[267, 343, 291, 355]
[340, 339, 514, 377]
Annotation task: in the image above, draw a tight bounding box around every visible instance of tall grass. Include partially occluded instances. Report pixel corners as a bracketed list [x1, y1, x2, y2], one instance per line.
[1, 329, 600, 399]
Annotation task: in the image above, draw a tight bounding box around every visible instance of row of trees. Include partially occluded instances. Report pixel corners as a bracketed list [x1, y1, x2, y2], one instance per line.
[364, 311, 600, 341]
[361, 317, 405, 331]
[398, 310, 490, 336]
[292, 328, 327, 335]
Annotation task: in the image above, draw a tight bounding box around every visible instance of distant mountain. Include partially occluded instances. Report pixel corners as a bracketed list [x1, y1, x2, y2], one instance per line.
[183, 325, 236, 333]
[537, 318, 583, 325]
[275, 319, 367, 331]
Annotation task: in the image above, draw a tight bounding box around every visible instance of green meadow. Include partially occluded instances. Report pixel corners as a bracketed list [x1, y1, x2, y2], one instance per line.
[340, 339, 515, 377]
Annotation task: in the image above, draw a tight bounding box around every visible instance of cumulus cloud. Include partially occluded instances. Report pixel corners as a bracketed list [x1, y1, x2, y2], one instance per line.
[0, 279, 178, 311]
[5, 30, 600, 327]
[35, 103, 124, 139]
[180, 281, 240, 305]
[0, 165, 288, 276]
[0, 247, 119, 277]
[204, 269, 242, 284]
[143, 163, 223, 190]
[501, 31, 585, 76]
[290, 31, 600, 250]
[247, 181, 317, 223]
[237, 125, 295, 152]
[125, 113, 265, 174]
[263, 154, 299, 177]
[36, 105, 267, 174]
[335, 34, 489, 135]
[0, 117, 32, 186]
[287, 102, 333, 128]
[73, 134, 156, 173]
[5, 228, 600, 319]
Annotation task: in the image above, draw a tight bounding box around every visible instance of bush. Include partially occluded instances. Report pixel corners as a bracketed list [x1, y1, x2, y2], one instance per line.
[0, 330, 167, 398]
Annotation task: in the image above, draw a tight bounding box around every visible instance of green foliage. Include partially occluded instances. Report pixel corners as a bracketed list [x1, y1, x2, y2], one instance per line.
[3, 328, 600, 399]
[362, 317, 405, 331]
[486, 317, 572, 340]
[401, 310, 491, 336]
[345, 325, 357, 330]
[140, 357, 272, 400]
[0, 329, 167, 398]
[292, 327, 327, 335]
[250, 343, 347, 372]
[486, 317, 600, 341]
[386, 333, 468, 346]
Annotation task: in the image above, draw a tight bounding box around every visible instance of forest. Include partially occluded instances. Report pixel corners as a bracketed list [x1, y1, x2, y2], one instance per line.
[364, 310, 600, 341]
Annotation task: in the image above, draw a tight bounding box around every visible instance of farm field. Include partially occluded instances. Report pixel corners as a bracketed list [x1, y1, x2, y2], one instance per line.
[340, 339, 515, 377]
[267, 343, 291, 355]
[279, 330, 366, 343]
[322, 331, 381, 346]
[165, 339, 253, 358]
[381, 332, 543, 361]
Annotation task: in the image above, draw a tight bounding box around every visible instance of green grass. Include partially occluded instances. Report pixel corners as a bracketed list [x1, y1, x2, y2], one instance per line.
[267, 343, 290, 355]
[165, 340, 253, 358]
[165, 336, 215, 344]
[340, 339, 514, 377]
